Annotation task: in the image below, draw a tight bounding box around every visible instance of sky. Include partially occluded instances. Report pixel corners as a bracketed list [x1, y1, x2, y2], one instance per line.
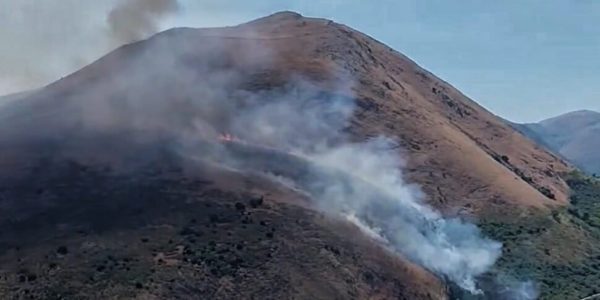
[1, 0, 598, 122]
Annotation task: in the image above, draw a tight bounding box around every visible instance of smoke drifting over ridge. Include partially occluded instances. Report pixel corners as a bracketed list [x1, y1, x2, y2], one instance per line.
[0, 17, 535, 299]
[0, 0, 180, 96]
[108, 0, 180, 44]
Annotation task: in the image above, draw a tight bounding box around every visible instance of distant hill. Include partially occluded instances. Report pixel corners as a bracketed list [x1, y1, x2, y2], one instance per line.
[515, 110, 600, 174]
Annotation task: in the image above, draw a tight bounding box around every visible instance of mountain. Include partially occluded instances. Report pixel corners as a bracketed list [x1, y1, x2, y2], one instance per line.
[0, 12, 571, 213]
[0, 11, 588, 299]
[515, 110, 600, 175]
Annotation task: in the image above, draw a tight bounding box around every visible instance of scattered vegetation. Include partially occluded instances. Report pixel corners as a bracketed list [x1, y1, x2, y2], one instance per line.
[478, 171, 600, 299]
[0, 159, 439, 299]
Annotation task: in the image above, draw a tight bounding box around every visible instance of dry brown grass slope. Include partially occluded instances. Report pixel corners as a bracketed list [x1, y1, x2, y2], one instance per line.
[202, 11, 573, 214]
[218, 11, 573, 214]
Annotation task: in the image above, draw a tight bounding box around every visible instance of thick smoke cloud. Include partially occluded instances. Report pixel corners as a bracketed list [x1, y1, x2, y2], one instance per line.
[0, 21, 535, 299]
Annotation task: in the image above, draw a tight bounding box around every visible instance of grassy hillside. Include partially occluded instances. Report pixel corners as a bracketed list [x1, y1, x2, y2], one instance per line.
[478, 172, 600, 299]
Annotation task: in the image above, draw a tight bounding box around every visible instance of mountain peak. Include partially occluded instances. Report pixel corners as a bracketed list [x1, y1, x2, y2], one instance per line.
[268, 11, 303, 19]
[243, 11, 304, 26]
[539, 109, 600, 129]
[542, 109, 600, 123]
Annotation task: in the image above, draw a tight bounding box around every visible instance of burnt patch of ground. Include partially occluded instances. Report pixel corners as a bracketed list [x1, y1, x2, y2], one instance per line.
[0, 157, 444, 299]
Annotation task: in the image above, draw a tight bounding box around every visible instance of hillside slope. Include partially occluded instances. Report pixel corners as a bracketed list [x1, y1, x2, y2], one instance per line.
[0, 11, 579, 299]
[0, 12, 571, 214]
[0, 155, 445, 299]
[516, 110, 600, 175]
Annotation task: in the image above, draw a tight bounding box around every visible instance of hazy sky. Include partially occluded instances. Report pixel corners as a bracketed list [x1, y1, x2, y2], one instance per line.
[2, 1, 598, 122]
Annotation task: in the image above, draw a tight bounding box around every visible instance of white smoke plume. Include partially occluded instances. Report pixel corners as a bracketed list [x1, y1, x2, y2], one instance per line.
[215, 87, 502, 292]
[307, 140, 502, 292]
